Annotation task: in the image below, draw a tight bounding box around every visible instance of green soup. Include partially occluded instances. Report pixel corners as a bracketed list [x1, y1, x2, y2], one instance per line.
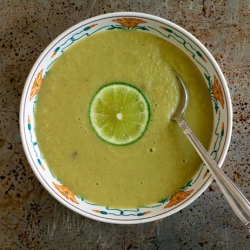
[35, 30, 213, 208]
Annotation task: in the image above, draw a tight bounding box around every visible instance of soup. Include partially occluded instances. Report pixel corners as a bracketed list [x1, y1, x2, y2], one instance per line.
[35, 30, 213, 208]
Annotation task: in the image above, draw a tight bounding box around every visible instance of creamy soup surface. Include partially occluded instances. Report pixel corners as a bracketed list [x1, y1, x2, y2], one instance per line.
[35, 30, 213, 208]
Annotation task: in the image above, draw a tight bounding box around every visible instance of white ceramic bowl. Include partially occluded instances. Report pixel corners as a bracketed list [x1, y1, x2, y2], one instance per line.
[20, 12, 232, 224]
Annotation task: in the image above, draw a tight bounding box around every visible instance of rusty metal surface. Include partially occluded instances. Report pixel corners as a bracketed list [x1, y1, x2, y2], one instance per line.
[0, 0, 249, 249]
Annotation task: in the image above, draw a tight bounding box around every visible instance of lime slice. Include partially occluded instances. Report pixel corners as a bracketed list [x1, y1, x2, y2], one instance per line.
[89, 82, 150, 145]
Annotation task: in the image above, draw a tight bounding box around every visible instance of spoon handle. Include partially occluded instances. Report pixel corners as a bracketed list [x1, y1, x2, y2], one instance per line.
[176, 117, 250, 230]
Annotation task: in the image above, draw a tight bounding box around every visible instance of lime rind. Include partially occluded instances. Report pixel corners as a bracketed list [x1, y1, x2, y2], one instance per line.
[89, 82, 150, 146]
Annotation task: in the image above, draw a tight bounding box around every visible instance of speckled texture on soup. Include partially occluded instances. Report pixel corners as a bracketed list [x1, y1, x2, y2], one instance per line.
[35, 30, 213, 208]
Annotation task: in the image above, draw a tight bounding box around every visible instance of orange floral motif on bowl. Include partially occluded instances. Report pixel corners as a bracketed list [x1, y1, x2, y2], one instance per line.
[203, 170, 209, 179]
[112, 18, 146, 28]
[53, 182, 79, 204]
[30, 69, 43, 101]
[212, 75, 224, 109]
[164, 189, 193, 208]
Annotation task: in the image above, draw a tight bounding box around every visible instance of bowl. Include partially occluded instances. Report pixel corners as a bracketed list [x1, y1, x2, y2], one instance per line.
[20, 12, 232, 224]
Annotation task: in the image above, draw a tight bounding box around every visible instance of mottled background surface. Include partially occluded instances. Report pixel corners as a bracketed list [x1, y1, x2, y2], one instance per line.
[0, 0, 249, 249]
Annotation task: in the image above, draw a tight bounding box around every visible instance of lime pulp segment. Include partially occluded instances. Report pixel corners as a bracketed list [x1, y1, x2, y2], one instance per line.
[89, 83, 150, 145]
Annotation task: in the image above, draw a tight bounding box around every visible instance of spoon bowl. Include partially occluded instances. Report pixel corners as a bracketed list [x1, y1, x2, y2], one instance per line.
[172, 74, 188, 121]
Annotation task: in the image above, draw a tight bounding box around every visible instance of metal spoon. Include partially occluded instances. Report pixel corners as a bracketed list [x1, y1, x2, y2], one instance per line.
[172, 74, 250, 231]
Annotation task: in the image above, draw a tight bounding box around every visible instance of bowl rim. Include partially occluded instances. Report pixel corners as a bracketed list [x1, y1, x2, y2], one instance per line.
[19, 11, 233, 224]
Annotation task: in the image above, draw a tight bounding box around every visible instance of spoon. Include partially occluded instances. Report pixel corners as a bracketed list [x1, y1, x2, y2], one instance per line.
[172, 74, 250, 231]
